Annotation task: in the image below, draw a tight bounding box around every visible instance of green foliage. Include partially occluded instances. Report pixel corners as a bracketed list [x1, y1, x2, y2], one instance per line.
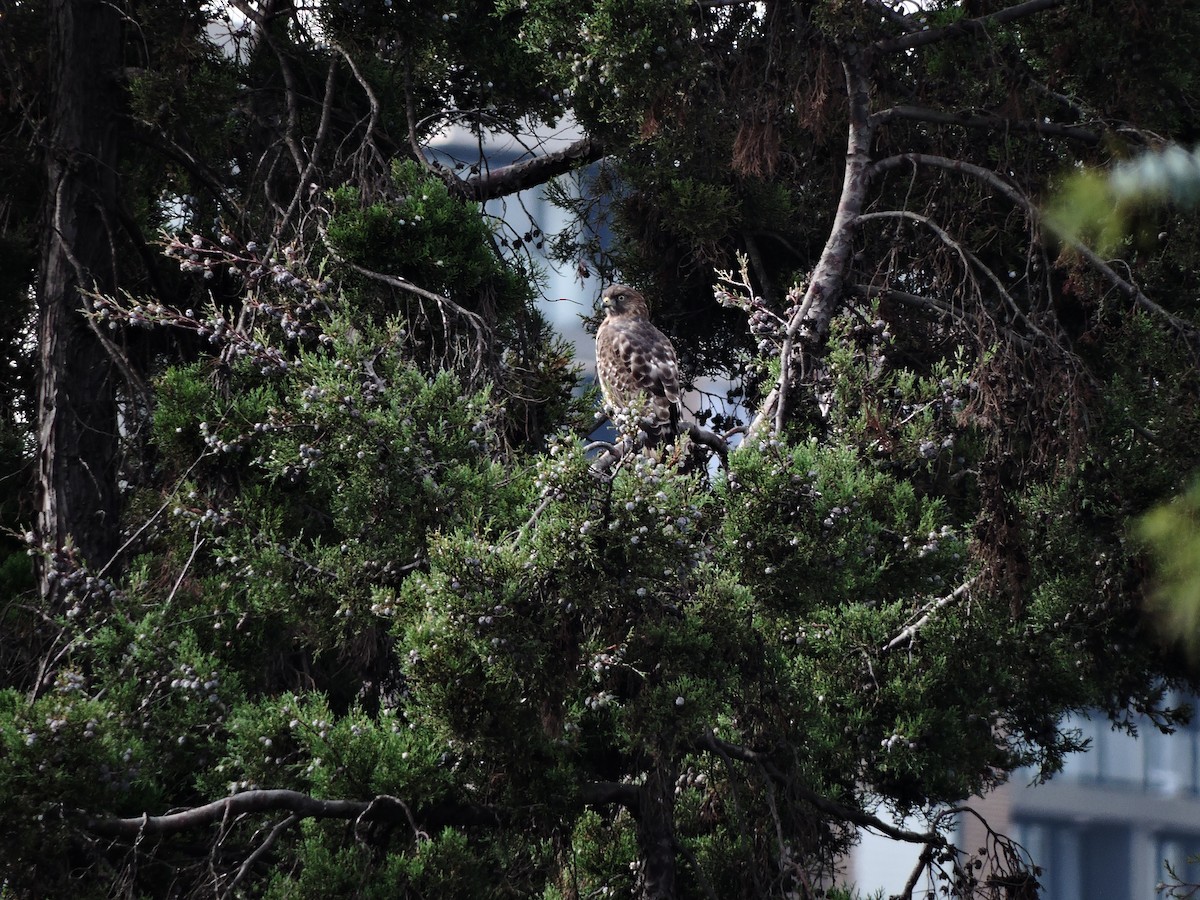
[720, 439, 960, 613]
[1047, 146, 1200, 253]
[127, 60, 239, 160]
[327, 161, 524, 308]
[319, 0, 566, 136]
[511, 0, 698, 136]
[265, 825, 509, 899]
[1139, 479, 1200, 656]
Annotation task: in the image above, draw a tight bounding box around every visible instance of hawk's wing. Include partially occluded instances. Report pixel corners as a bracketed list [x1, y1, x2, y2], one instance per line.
[596, 318, 681, 432]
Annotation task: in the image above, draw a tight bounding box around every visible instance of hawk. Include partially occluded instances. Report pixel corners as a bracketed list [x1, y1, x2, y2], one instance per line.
[595, 284, 682, 441]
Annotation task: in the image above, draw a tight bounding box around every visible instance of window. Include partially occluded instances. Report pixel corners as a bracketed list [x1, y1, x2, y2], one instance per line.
[1013, 820, 1130, 900]
[1158, 834, 1200, 893]
[1012, 820, 1082, 900]
[1146, 724, 1195, 795]
[1098, 723, 1145, 785]
[1060, 716, 1100, 783]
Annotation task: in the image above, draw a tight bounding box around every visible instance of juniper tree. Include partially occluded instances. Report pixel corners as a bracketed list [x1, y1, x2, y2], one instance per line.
[2, 1, 1200, 898]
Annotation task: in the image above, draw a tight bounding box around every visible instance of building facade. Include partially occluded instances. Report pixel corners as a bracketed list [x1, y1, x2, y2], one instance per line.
[850, 702, 1200, 898]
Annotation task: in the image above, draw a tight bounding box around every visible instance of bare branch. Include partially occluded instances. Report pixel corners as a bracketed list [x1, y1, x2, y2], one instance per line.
[331, 42, 387, 175]
[843, 283, 1034, 351]
[279, 55, 339, 231]
[317, 224, 491, 382]
[404, 61, 441, 180]
[162, 521, 205, 610]
[84, 789, 503, 838]
[230, 1, 305, 176]
[686, 422, 730, 463]
[696, 732, 948, 847]
[223, 814, 299, 896]
[464, 137, 607, 202]
[48, 176, 150, 408]
[855, 210, 1058, 347]
[900, 843, 938, 899]
[347, 262, 489, 376]
[863, 0, 920, 32]
[874, 0, 1066, 54]
[749, 47, 875, 439]
[872, 104, 1101, 145]
[128, 125, 246, 224]
[883, 579, 977, 653]
[869, 152, 1026, 201]
[870, 153, 1200, 347]
[587, 420, 729, 475]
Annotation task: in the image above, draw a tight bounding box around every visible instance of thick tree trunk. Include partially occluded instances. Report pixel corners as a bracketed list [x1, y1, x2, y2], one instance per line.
[36, 0, 123, 603]
[635, 755, 678, 900]
[750, 47, 876, 438]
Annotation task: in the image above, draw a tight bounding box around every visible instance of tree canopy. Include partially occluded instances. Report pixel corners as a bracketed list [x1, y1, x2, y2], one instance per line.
[2, 0, 1200, 897]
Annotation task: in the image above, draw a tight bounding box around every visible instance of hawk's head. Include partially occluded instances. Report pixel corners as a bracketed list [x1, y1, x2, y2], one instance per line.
[600, 284, 650, 321]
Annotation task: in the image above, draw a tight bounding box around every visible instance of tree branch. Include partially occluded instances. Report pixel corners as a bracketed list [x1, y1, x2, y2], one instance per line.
[317, 226, 491, 381]
[696, 732, 947, 847]
[874, 0, 1066, 54]
[901, 842, 939, 899]
[464, 137, 606, 202]
[869, 153, 1200, 348]
[84, 789, 503, 839]
[224, 813, 299, 895]
[883, 579, 977, 652]
[231, 0, 305, 176]
[127, 125, 247, 224]
[749, 46, 875, 438]
[855, 209, 1058, 347]
[863, 0, 920, 32]
[278, 55, 339, 232]
[871, 104, 1100, 145]
[587, 420, 730, 474]
[843, 283, 1034, 351]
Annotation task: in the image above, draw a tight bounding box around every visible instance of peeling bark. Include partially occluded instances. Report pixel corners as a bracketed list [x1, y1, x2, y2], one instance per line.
[36, 0, 124, 602]
[751, 46, 876, 438]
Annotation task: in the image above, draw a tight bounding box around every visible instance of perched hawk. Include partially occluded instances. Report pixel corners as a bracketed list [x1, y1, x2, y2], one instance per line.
[595, 284, 682, 441]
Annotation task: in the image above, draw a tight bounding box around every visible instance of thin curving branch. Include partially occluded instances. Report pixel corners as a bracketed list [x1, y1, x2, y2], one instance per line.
[855, 209, 1059, 348]
[84, 789, 504, 839]
[587, 419, 730, 474]
[883, 579, 977, 653]
[127, 125, 247, 224]
[874, 0, 1066, 54]
[229, 0, 306, 175]
[316, 223, 491, 381]
[331, 41, 388, 175]
[871, 104, 1101, 145]
[223, 813, 300, 896]
[870, 153, 1200, 348]
[696, 731, 949, 847]
[278, 55, 339, 232]
[48, 175, 150, 408]
[863, 0, 920, 32]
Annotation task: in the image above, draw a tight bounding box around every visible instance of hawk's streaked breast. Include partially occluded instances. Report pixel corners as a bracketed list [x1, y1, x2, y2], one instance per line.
[595, 284, 681, 439]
